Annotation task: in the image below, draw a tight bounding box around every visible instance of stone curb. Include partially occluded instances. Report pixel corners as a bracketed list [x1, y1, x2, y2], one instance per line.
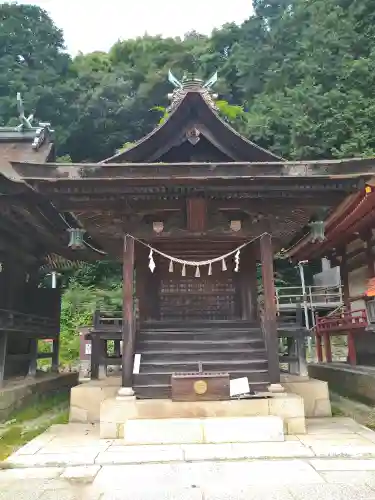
[4, 451, 375, 468]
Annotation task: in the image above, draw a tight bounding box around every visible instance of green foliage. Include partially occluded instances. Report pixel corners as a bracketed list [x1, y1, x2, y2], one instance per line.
[4, 1, 375, 161]
[59, 282, 122, 363]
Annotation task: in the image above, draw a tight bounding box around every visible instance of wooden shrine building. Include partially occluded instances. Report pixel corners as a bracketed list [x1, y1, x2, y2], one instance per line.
[287, 181, 375, 366]
[0, 95, 99, 387]
[4, 75, 375, 399]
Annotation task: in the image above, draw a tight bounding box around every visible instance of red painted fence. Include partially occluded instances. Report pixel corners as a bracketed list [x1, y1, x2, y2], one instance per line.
[315, 309, 368, 365]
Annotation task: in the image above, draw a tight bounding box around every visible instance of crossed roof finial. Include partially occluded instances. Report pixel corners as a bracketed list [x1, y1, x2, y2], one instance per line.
[16, 92, 34, 131]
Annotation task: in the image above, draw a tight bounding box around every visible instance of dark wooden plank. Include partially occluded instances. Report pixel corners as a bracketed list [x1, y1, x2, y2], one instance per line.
[186, 198, 207, 232]
[241, 243, 258, 321]
[28, 338, 38, 376]
[0, 332, 7, 388]
[122, 235, 135, 388]
[260, 233, 280, 384]
[52, 337, 60, 372]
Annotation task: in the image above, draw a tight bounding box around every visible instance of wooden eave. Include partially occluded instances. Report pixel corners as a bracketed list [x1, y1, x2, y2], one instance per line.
[102, 91, 282, 163]
[286, 188, 375, 261]
[11, 157, 375, 182]
[0, 174, 104, 262]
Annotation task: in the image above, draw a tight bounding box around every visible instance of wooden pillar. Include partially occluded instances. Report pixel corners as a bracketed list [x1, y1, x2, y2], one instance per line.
[316, 333, 323, 363]
[51, 336, 60, 372]
[28, 338, 38, 377]
[136, 245, 149, 322]
[323, 332, 332, 362]
[347, 332, 357, 365]
[0, 332, 8, 388]
[295, 302, 307, 376]
[260, 233, 280, 384]
[121, 235, 135, 393]
[90, 310, 100, 380]
[241, 244, 258, 321]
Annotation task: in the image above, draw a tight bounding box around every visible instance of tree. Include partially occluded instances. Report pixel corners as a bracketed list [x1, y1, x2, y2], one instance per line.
[0, 3, 71, 126]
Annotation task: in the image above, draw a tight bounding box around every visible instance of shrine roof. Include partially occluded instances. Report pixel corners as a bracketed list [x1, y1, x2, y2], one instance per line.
[102, 76, 282, 164]
[286, 180, 375, 261]
[10, 157, 375, 183]
[0, 94, 55, 180]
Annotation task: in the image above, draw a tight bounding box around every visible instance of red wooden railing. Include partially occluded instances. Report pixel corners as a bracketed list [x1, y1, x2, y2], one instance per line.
[315, 308, 368, 365]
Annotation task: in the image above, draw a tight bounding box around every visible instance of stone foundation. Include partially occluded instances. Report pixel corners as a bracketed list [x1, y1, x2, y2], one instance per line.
[0, 372, 78, 421]
[308, 362, 375, 404]
[281, 374, 332, 417]
[69, 377, 119, 423]
[99, 393, 306, 439]
[70, 375, 330, 425]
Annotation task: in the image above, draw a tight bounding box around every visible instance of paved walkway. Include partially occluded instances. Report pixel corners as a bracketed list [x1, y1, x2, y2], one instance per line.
[3, 418, 375, 498]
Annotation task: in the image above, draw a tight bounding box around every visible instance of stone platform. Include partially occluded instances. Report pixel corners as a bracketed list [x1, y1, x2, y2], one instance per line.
[69, 374, 331, 427]
[5, 417, 375, 467]
[0, 372, 79, 420]
[4, 418, 375, 499]
[100, 394, 305, 440]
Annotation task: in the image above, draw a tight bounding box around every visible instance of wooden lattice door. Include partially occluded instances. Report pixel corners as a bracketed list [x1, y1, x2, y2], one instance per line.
[159, 275, 237, 321]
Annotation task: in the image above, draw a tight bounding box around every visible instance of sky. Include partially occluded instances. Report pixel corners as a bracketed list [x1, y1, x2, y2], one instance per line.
[23, 0, 254, 55]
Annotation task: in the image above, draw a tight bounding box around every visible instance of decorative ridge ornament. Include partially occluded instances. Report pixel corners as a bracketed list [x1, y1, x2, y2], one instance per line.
[0, 93, 55, 150]
[68, 228, 86, 250]
[309, 221, 325, 243]
[167, 70, 219, 111]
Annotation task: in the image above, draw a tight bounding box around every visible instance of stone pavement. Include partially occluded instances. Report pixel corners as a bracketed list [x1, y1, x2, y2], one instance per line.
[3, 418, 375, 498]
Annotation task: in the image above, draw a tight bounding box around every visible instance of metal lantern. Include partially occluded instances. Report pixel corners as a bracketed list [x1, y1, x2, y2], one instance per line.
[68, 228, 85, 250]
[309, 221, 325, 243]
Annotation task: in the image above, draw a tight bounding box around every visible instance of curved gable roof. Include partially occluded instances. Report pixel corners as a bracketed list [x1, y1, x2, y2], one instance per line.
[102, 90, 282, 164]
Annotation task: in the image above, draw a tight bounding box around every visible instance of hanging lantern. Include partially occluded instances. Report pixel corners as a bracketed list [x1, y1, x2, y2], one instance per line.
[153, 221, 164, 234]
[309, 221, 325, 243]
[230, 220, 242, 232]
[68, 228, 85, 250]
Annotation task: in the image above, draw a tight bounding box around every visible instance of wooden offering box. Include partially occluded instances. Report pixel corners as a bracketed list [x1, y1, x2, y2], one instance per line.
[171, 372, 230, 402]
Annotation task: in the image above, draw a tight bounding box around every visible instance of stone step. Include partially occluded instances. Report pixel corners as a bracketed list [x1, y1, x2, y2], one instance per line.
[139, 359, 269, 373]
[120, 416, 284, 444]
[139, 349, 267, 363]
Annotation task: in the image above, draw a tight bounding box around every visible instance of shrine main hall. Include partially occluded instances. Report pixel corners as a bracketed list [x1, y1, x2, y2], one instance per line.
[2, 74, 375, 436]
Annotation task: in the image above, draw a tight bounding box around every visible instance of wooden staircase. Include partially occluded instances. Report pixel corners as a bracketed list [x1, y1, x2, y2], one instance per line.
[133, 320, 270, 399]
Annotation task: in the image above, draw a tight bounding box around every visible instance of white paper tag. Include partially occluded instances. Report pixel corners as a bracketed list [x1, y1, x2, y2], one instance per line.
[230, 377, 250, 397]
[85, 343, 92, 355]
[133, 353, 141, 374]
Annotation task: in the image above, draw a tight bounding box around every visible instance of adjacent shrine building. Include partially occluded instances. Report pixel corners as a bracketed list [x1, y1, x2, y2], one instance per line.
[4, 74, 375, 400]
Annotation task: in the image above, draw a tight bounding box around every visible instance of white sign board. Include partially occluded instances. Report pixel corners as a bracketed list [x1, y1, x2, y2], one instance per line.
[133, 353, 141, 374]
[85, 343, 92, 355]
[230, 377, 250, 397]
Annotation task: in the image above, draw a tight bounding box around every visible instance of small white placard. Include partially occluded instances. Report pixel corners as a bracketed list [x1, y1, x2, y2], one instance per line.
[230, 377, 250, 397]
[133, 353, 141, 374]
[85, 343, 92, 355]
